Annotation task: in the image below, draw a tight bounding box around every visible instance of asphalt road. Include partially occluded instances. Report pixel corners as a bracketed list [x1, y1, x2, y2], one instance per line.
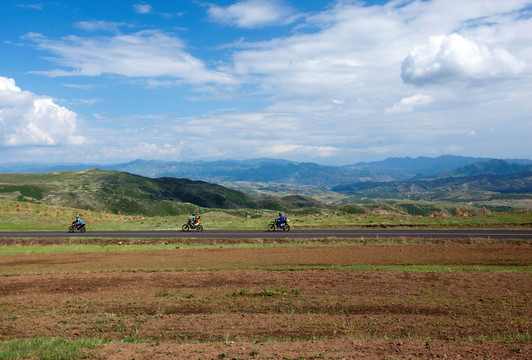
[1, 229, 531, 240]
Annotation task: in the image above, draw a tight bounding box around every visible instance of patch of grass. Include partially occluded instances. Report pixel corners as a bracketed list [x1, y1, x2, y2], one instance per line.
[0, 243, 206, 256]
[286, 264, 532, 273]
[1, 238, 529, 257]
[0, 337, 102, 360]
[227, 288, 251, 296]
[227, 287, 300, 297]
[232, 264, 532, 274]
[0, 185, 44, 200]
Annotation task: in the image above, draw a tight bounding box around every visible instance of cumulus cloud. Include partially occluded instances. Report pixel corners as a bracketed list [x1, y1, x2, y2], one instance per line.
[207, 0, 296, 28]
[401, 33, 525, 85]
[11, 0, 532, 163]
[0, 76, 86, 146]
[228, 1, 400, 106]
[386, 94, 434, 114]
[27, 31, 235, 85]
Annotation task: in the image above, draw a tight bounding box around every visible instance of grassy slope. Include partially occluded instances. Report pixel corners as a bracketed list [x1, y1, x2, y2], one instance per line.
[0, 169, 326, 216]
[0, 199, 531, 232]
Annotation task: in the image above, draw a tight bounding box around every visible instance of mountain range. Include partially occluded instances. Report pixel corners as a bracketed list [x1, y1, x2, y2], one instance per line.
[1, 156, 531, 215]
[2, 155, 531, 187]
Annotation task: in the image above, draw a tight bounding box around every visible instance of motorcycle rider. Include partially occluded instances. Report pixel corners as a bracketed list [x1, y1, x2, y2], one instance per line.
[190, 213, 198, 226]
[74, 215, 83, 229]
[276, 212, 286, 228]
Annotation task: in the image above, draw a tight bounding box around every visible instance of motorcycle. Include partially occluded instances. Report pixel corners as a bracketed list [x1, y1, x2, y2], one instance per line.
[182, 216, 203, 232]
[267, 218, 290, 232]
[68, 222, 86, 233]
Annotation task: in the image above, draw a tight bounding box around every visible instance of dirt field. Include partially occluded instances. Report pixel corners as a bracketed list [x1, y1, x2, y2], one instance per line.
[1, 239, 531, 359]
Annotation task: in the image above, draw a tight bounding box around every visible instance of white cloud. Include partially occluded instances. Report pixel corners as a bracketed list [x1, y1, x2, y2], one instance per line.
[221, 0, 532, 161]
[101, 142, 184, 160]
[207, 0, 296, 28]
[16, 4, 43, 10]
[228, 2, 403, 106]
[62, 83, 106, 90]
[74, 21, 126, 32]
[27, 31, 235, 85]
[260, 144, 339, 158]
[0, 76, 86, 146]
[386, 94, 434, 114]
[11, 0, 532, 164]
[401, 33, 525, 85]
[133, 4, 152, 14]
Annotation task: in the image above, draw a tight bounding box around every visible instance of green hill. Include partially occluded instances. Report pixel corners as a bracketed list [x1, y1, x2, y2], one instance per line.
[0, 169, 323, 216]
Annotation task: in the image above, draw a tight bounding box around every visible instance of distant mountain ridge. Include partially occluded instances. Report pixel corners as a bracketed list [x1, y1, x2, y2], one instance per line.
[1, 155, 531, 187]
[330, 158, 532, 201]
[439, 159, 532, 177]
[332, 170, 532, 201]
[348, 155, 496, 176]
[1, 161, 531, 215]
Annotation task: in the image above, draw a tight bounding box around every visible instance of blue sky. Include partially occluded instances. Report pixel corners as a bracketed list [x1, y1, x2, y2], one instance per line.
[1, 0, 531, 165]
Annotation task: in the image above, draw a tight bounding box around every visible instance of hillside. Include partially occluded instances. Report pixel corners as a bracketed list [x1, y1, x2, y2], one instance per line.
[0, 169, 323, 216]
[438, 159, 532, 177]
[332, 171, 532, 202]
[344, 155, 495, 177]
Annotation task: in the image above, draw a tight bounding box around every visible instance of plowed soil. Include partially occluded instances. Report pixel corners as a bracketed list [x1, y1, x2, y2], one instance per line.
[1, 239, 531, 359]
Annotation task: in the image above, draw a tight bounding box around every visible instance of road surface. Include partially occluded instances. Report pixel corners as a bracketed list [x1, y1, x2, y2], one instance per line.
[1, 229, 531, 239]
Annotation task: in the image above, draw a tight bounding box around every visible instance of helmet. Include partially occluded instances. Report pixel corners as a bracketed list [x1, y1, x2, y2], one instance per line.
[192, 213, 196, 216]
[279, 212, 282, 216]
[76, 215, 79, 219]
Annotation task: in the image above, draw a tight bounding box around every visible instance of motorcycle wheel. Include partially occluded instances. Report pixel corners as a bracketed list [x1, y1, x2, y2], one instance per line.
[182, 224, 190, 232]
[196, 224, 203, 232]
[267, 224, 275, 232]
[80, 226, 86, 233]
[68, 226, 75, 233]
[283, 224, 290, 231]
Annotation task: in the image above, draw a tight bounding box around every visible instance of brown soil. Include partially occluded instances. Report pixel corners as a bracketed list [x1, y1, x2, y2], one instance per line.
[0, 241, 531, 359]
